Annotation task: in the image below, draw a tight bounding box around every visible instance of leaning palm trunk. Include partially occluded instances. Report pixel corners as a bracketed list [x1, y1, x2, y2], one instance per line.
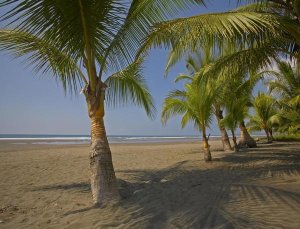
[202, 131, 212, 162]
[238, 121, 257, 148]
[269, 129, 274, 141]
[86, 88, 119, 206]
[265, 129, 272, 143]
[231, 129, 239, 152]
[215, 110, 232, 151]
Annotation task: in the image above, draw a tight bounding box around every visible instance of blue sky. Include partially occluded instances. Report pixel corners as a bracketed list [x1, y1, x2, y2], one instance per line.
[0, 1, 265, 136]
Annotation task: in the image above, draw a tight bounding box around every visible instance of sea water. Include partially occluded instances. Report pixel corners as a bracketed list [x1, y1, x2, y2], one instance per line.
[0, 134, 214, 145]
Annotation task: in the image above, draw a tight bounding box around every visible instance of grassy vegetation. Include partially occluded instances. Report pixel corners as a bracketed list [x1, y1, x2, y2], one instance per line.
[273, 134, 300, 141]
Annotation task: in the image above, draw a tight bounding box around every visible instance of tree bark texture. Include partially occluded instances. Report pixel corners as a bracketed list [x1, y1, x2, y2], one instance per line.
[90, 116, 119, 205]
[85, 85, 119, 206]
[231, 129, 239, 152]
[238, 121, 257, 148]
[203, 132, 212, 162]
[215, 109, 232, 151]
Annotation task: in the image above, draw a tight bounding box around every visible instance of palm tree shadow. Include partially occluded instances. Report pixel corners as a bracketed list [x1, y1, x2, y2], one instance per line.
[31, 182, 90, 193]
[30, 142, 300, 227]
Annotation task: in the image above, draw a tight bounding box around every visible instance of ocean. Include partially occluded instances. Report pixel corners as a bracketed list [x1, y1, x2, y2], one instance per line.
[0, 134, 217, 145]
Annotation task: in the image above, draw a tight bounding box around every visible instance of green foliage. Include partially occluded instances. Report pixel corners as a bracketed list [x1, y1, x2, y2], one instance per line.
[105, 59, 156, 118]
[260, 60, 300, 134]
[271, 103, 300, 134]
[139, 0, 299, 84]
[221, 76, 254, 132]
[162, 77, 221, 132]
[0, 29, 85, 92]
[247, 92, 277, 132]
[0, 0, 205, 115]
[0, 0, 204, 73]
[273, 133, 300, 141]
[265, 60, 300, 107]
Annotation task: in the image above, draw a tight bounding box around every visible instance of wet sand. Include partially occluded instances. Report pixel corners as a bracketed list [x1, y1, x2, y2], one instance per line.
[0, 140, 300, 228]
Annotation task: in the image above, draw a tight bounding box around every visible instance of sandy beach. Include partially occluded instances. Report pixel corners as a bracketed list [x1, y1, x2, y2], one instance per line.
[0, 140, 300, 228]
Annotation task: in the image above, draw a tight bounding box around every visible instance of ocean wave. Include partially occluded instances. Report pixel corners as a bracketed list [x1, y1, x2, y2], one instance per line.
[0, 137, 90, 141]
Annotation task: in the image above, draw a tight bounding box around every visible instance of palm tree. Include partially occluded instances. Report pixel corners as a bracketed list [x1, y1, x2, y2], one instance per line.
[265, 60, 300, 107]
[173, 49, 233, 151]
[214, 105, 233, 151]
[270, 103, 300, 134]
[222, 98, 249, 152]
[221, 75, 254, 151]
[138, 0, 299, 87]
[162, 78, 221, 161]
[247, 92, 277, 142]
[260, 59, 300, 134]
[0, 0, 204, 206]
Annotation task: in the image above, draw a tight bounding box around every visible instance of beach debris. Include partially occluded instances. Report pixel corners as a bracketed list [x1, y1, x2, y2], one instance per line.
[0, 220, 4, 224]
[143, 180, 152, 184]
[160, 178, 168, 183]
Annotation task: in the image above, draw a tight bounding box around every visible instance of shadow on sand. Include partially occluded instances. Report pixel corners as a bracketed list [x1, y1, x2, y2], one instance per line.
[31, 142, 300, 228]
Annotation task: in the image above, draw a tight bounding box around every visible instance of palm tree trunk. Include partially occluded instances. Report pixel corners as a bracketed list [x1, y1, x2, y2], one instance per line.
[202, 130, 212, 162]
[265, 129, 272, 143]
[269, 129, 274, 141]
[215, 109, 232, 151]
[86, 87, 119, 206]
[238, 121, 257, 148]
[89, 116, 119, 205]
[231, 129, 239, 152]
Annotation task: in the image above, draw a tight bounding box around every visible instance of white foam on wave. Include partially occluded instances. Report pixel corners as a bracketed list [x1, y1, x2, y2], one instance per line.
[0, 137, 91, 141]
[123, 136, 199, 140]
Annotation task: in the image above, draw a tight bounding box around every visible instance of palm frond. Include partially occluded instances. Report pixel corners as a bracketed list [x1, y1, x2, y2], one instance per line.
[138, 11, 280, 59]
[105, 59, 156, 118]
[0, 29, 86, 93]
[101, 0, 205, 73]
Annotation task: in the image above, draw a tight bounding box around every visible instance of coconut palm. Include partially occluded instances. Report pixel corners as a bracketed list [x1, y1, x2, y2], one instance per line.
[265, 60, 300, 107]
[260, 60, 300, 134]
[138, 0, 299, 84]
[221, 75, 254, 151]
[271, 103, 300, 134]
[236, 75, 262, 148]
[247, 92, 278, 142]
[173, 48, 233, 151]
[222, 96, 249, 152]
[162, 78, 221, 161]
[0, 0, 204, 206]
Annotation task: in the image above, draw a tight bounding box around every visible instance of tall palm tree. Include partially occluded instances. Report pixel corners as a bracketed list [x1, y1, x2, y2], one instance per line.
[0, 0, 204, 206]
[173, 49, 233, 151]
[222, 96, 249, 152]
[162, 77, 221, 161]
[247, 92, 277, 142]
[221, 75, 256, 151]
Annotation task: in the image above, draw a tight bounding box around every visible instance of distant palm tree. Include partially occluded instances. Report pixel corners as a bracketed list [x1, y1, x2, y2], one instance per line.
[247, 93, 277, 142]
[162, 78, 221, 161]
[0, 0, 204, 206]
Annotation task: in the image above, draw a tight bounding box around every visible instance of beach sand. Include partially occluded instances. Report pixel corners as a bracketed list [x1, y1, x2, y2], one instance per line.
[0, 140, 300, 228]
